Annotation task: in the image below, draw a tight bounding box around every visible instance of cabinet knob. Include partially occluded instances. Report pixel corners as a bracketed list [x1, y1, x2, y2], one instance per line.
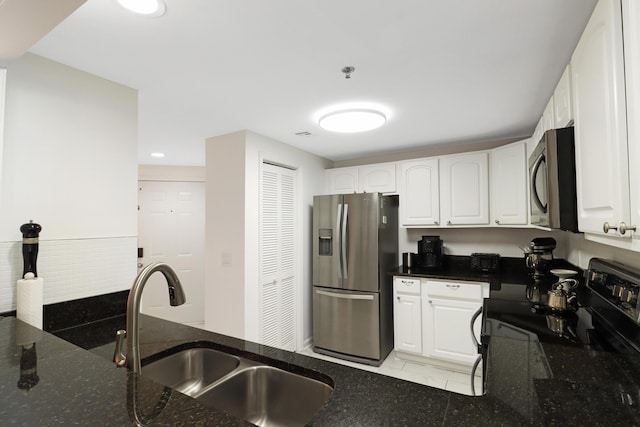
[495, 219, 500, 225]
[603, 222, 617, 234]
[428, 300, 433, 304]
[619, 222, 637, 235]
[434, 220, 439, 225]
[446, 220, 452, 225]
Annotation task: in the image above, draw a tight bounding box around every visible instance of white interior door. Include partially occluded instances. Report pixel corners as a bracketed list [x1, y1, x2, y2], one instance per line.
[259, 163, 297, 351]
[138, 181, 205, 326]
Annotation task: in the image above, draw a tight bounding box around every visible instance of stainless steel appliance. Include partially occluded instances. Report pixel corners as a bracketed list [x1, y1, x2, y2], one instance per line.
[529, 127, 579, 232]
[312, 193, 398, 366]
[417, 235, 443, 269]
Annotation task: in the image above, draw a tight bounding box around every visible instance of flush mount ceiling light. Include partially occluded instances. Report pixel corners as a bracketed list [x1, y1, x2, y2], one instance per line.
[116, 0, 166, 16]
[318, 109, 387, 133]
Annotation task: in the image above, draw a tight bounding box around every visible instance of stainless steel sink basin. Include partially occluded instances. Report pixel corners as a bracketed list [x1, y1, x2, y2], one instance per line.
[142, 345, 333, 427]
[198, 365, 333, 427]
[142, 348, 240, 396]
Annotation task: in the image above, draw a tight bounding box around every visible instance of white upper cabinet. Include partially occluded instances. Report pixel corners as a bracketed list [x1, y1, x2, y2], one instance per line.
[623, 0, 640, 245]
[572, 0, 632, 239]
[541, 98, 555, 134]
[440, 152, 489, 226]
[326, 167, 358, 194]
[325, 163, 396, 194]
[490, 140, 529, 226]
[399, 158, 440, 226]
[358, 162, 397, 193]
[553, 65, 574, 128]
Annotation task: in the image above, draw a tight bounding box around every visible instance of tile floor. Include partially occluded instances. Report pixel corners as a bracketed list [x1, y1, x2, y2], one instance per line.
[298, 347, 482, 396]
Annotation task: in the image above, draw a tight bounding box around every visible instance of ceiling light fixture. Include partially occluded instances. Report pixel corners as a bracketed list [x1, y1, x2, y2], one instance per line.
[318, 109, 387, 133]
[150, 152, 165, 158]
[116, 0, 166, 16]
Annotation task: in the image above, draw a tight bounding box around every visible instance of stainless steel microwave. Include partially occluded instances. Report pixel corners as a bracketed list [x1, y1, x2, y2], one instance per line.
[529, 127, 579, 232]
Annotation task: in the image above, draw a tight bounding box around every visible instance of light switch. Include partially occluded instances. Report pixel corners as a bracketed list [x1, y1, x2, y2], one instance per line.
[221, 252, 232, 267]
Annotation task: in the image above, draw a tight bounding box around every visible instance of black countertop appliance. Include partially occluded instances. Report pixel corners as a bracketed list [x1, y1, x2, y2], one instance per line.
[417, 235, 443, 269]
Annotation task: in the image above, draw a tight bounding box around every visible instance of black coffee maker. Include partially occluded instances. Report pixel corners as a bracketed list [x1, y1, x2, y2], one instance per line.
[418, 235, 444, 269]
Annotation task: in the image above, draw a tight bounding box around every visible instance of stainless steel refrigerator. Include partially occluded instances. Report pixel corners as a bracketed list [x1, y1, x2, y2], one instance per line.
[312, 193, 398, 366]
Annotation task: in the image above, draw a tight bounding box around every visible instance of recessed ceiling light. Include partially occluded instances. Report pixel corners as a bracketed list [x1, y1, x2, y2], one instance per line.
[151, 152, 165, 158]
[319, 109, 387, 133]
[116, 0, 166, 16]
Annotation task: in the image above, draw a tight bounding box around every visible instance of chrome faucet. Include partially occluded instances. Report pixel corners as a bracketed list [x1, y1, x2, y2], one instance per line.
[114, 262, 186, 373]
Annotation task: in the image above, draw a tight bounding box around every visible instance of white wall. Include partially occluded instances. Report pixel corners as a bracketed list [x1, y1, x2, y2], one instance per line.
[205, 130, 331, 347]
[204, 131, 247, 339]
[564, 232, 640, 269]
[0, 53, 138, 312]
[400, 227, 567, 261]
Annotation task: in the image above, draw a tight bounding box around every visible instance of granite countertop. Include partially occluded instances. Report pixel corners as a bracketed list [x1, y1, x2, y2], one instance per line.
[2, 257, 639, 425]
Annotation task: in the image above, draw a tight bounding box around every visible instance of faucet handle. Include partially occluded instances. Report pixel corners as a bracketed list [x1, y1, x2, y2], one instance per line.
[113, 329, 127, 368]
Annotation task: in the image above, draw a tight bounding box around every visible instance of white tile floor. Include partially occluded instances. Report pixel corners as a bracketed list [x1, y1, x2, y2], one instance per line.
[298, 347, 482, 396]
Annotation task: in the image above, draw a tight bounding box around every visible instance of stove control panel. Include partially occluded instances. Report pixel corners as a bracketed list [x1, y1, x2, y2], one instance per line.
[587, 259, 640, 324]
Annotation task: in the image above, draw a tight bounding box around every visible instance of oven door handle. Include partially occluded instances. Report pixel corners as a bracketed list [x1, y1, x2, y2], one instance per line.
[530, 152, 548, 214]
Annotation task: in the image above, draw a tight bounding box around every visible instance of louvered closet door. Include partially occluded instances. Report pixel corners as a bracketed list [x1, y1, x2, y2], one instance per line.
[259, 163, 297, 351]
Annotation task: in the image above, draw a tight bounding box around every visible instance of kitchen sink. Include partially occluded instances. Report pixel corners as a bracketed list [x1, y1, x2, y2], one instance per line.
[142, 348, 240, 396]
[142, 345, 333, 426]
[198, 365, 333, 427]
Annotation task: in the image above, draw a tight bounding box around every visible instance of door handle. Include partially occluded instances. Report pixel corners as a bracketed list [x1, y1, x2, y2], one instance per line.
[337, 204, 343, 279]
[531, 152, 547, 214]
[341, 203, 349, 279]
[315, 289, 374, 300]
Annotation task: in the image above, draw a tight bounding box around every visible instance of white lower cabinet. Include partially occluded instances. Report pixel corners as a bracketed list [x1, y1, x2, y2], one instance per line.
[393, 277, 422, 354]
[393, 276, 488, 366]
[423, 297, 481, 365]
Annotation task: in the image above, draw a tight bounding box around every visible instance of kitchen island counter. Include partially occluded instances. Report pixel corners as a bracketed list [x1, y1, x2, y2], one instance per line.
[3, 264, 639, 426]
[0, 311, 533, 426]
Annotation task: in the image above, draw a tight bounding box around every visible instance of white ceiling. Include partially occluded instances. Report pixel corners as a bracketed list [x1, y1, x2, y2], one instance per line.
[27, 0, 597, 166]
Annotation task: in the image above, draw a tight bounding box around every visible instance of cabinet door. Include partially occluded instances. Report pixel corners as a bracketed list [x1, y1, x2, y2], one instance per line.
[394, 294, 422, 354]
[359, 163, 397, 193]
[326, 167, 359, 194]
[529, 116, 544, 158]
[399, 158, 440, 226]
[553, 65, 574, 128]
[542, 98, 555, 133]
[491, 141, 528, 225]
[440, 152, 489, 225]
[423, 297, 481, 365]
[572, 0, 631, 237]
[624, 0, 640, 242]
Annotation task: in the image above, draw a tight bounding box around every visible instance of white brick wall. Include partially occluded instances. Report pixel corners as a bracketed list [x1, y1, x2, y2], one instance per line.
[0, 237, 137, 313]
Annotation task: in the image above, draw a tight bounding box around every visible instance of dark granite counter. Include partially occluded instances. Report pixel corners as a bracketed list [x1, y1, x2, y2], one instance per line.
[2, 255, 639, 425]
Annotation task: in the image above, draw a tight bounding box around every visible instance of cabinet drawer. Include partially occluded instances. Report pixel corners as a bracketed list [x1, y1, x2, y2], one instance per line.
[427, 280, 485, 300]
[394, 277, 421, 295]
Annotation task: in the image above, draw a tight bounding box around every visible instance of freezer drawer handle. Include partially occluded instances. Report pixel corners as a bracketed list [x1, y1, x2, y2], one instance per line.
[315, 289, 374, 300]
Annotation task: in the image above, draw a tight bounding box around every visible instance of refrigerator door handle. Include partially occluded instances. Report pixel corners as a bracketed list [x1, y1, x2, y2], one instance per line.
[342, 203, 349, 279]
[337, 203, 343, 279]
[315, 289, 375, 301]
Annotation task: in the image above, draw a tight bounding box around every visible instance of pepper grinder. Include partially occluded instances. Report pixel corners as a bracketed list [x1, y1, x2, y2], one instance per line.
[20, 220, 42, 277]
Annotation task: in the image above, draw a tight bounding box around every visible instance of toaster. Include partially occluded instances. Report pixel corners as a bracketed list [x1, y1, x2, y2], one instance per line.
[470, 253, 500, 273]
